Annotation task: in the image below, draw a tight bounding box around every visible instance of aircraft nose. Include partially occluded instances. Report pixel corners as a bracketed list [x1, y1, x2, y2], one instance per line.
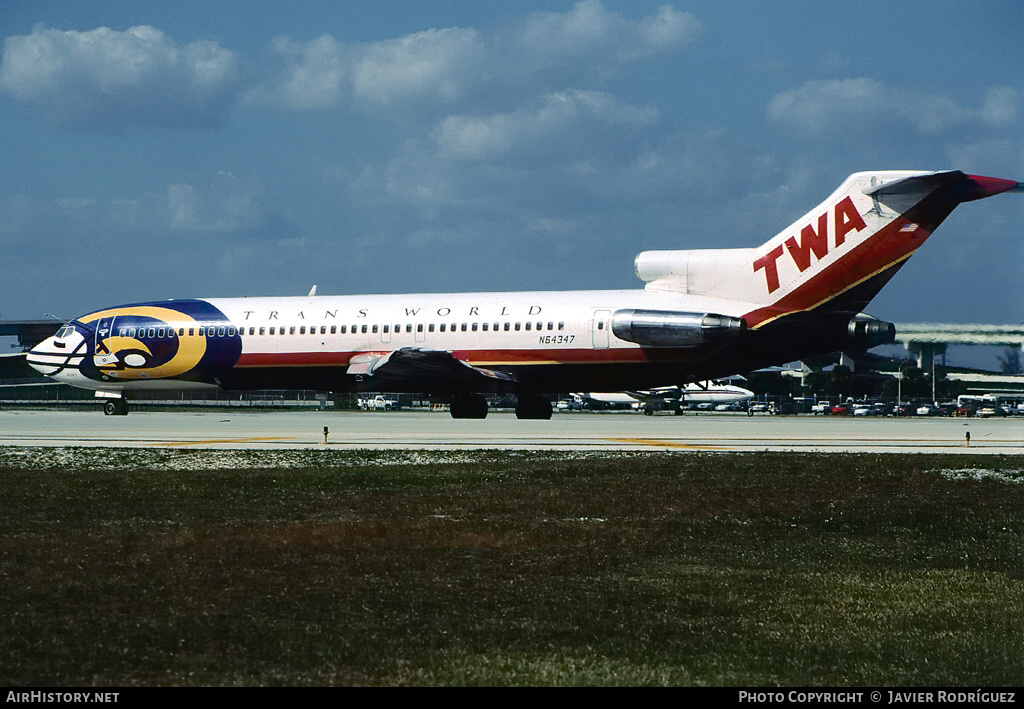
[28, 335, 57, 355]
[27, 336, 58, 375]
[26, 331, 87, 377]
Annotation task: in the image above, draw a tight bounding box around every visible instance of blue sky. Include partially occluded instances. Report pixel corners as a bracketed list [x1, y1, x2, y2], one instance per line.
[1, 0, 1021, 335]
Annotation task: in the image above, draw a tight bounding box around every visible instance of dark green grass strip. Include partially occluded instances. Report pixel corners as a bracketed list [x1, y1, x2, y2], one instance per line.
[1, 451, 1021, 686]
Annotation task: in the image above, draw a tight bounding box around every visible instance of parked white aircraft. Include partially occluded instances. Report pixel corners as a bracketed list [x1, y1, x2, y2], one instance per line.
[27, 170, 1020, 418]
[574, 381, 754, 413]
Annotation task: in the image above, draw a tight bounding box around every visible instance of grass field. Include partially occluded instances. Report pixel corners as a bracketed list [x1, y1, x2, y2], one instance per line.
[1, 448, 1021, 686]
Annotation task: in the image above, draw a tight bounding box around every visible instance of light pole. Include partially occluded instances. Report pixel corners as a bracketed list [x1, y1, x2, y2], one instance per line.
[931, 353, 936, 405]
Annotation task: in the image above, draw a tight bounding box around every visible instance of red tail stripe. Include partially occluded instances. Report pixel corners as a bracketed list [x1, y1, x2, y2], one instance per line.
[743, 216, 927, 328]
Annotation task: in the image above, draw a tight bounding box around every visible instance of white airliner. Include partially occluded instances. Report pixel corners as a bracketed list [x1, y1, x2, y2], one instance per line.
[574, 381, 754, 413]
[27, 170, 1020, 418]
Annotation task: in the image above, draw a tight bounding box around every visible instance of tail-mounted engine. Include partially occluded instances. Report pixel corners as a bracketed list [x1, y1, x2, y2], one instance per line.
[611, 309, 746, 347]
[848, 314, 896, 350]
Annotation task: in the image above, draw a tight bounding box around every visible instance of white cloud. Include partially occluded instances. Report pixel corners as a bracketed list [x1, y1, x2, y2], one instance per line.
[767, 78, 1019, 136]
[250, 27, 486, 111]
[351, 28, 486, 106]
[433, 90, 658, 162]
[253, 34, 349, 110]
[978, 87, 1019, 127]
[251, 2, 701, 112]
[0, 25, 240, 130]
[516, 1, 702, 68]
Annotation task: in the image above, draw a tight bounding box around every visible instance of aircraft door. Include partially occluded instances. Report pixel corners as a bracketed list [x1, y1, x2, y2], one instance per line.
[592, 309, 610, 349]
[93, 316, 119, 366]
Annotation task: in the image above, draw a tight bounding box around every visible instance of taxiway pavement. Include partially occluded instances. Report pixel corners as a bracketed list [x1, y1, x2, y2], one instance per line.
[1, 409, 1021, 454]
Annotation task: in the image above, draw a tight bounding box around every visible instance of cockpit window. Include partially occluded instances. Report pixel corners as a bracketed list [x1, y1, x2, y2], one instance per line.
[56, 325, 75, 338]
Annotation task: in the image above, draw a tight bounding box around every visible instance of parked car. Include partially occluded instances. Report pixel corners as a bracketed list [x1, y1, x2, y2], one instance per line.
[811, 401, 832, 415]
[358, 395, 400, 411]
[830, 404, 851, 415]
[872, 402, 895, 416]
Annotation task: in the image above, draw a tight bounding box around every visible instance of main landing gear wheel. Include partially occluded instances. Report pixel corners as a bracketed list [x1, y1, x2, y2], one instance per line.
[515, 394, 552, 420]
[450, 393, 488, 419]
[102, 399, 129, 416]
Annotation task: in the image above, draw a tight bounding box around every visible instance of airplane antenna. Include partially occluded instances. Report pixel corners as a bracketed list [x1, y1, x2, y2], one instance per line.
[43, 312, 78, 332]
[308, 285, 317, 297]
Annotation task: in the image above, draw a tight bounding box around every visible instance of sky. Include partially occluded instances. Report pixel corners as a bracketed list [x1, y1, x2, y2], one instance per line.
[1, 0, 1021, 336]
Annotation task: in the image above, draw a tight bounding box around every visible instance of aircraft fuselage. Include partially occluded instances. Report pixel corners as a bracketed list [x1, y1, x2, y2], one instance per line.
[28, 288, 791, 396]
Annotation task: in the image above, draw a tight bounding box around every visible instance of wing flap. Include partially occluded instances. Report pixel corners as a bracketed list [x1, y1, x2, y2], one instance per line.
[347, 348, 517, 392]
[346, 351, 394, 376]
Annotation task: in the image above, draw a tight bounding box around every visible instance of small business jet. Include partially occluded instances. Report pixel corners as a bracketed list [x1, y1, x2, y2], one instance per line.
[27, 170, 1020, 418]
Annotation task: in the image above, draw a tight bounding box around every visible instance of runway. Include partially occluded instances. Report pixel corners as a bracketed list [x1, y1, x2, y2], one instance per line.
[1, 409, 1021, 453]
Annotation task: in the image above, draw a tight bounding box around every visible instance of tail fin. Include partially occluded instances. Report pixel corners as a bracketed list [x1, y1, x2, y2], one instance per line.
[637, 170, 1020, 328]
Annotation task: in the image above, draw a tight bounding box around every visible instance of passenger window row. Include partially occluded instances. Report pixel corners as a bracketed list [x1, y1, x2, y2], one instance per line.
[118, 326, 235, 338]
[118, 322, 567, 338]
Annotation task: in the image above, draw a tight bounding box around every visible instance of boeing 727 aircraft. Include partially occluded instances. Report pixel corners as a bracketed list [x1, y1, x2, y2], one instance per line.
[27, 170, 1020, 418]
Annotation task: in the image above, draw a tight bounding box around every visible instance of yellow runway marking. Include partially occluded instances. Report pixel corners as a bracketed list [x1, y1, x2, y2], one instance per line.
[148, 437, 295, 447]
[607, 437, 731, 450]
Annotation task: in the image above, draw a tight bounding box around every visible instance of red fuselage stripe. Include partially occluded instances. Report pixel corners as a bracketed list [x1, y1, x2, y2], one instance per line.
[234, 347, 685, 368]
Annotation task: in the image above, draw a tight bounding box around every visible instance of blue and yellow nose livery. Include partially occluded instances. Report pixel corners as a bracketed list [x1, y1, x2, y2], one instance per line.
[28, 299, 242, 389]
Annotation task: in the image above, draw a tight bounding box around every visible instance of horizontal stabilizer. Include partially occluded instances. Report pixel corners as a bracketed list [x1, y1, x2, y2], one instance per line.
[864, 170, 1023, 201]
[861, 170, 963, 196]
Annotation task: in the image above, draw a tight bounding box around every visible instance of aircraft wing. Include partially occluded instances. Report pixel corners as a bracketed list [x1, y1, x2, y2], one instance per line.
[347, 348, 518, 392]
[0, 352, 37, 380]
[623, 387, 681, 401]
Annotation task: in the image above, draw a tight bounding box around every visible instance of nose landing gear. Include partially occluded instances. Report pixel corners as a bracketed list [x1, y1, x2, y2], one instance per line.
[102, 398, 129, 416]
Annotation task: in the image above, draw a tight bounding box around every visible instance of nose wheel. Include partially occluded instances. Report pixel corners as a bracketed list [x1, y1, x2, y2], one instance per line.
[103, 399, 129, 416]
